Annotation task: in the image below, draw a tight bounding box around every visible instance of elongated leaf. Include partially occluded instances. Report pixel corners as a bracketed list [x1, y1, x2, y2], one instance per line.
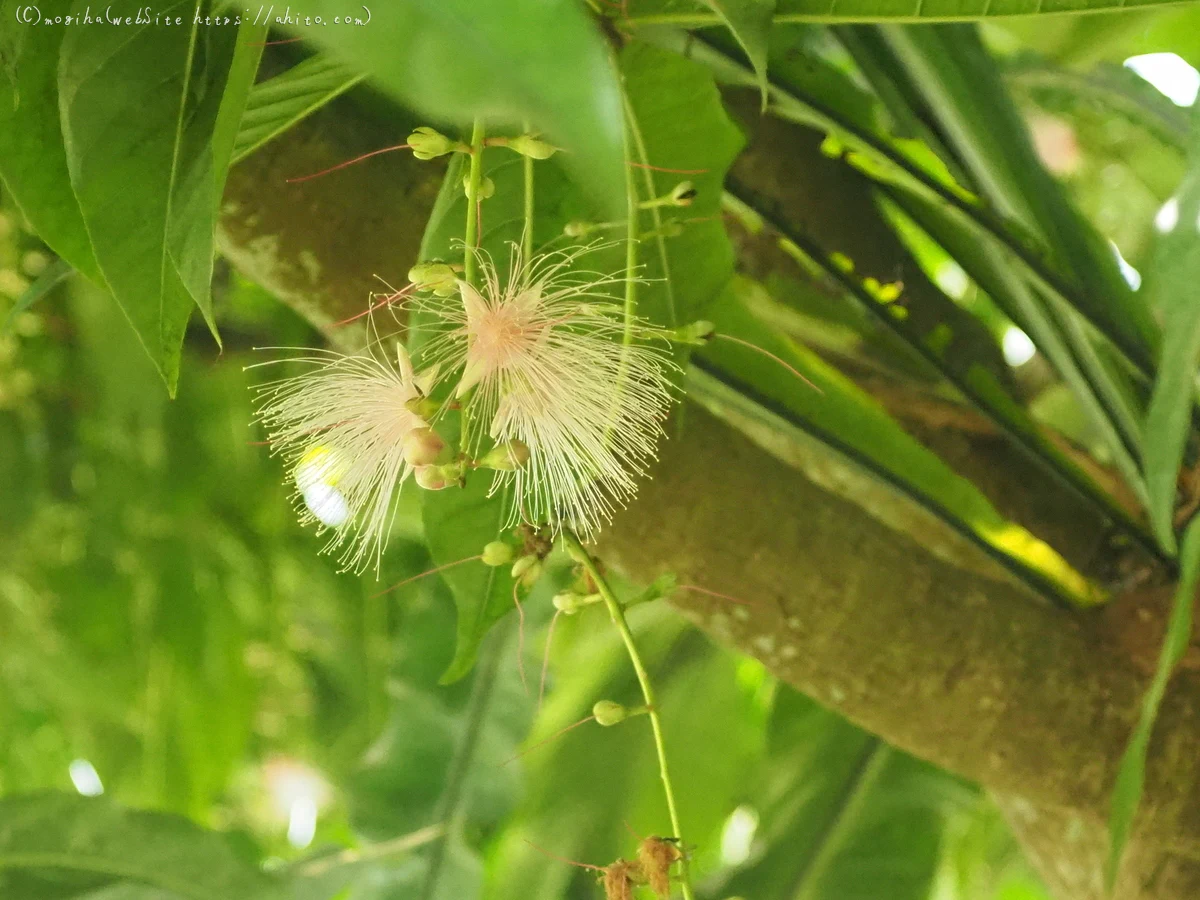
[624, 0, 1199, 23]
[711, 689, 971, 900]
[0, 20, 101, 283]
[0, 793, 283, 900]
[875, 185, 1155, 547]
[876, 26, 1154, 447]
[345, 558, 527, 900]
[210, 20, 268, 201]
[3, 259, 72, 332]
[701, 0, 775, 103]
[231, 55, 366, 166]
[489, 615, 760, 900]
[58, 2, 240, 390]
[426, 477, 518, 684]
[1108, 517, 1200, 887]
[697, 284, 1106, 606]
[674, 30, 1157, 383]
[1143, 150, 1200, 553]
[281, 0, 625, 218]
[620, 41, 746, 328]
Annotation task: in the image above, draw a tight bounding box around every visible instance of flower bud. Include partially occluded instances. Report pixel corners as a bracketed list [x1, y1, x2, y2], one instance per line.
[408, 126, 458, 160]
[463, 173, 495, 199]
[481, 541, 514, 567]
[413, 465, 450, 491]
[480, 439, 530, 471]
[402, 427, 446, 468]
[593, 700, 629, 727]
[674, 320, 714, 346]
[553, 591, 601, 614]
[669, 181, 697, 206]
[506, 134, 558, 159]
[403, 395, 440, 419]
[408, 262, 458, 296]
[510, 554, 542, 586]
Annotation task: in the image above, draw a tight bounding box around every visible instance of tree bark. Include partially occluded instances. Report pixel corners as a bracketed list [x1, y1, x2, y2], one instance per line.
[217, 91, 1198, 899]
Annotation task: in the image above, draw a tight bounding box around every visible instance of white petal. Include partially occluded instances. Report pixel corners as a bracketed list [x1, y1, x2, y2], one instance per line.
[302, 483, 351, 528]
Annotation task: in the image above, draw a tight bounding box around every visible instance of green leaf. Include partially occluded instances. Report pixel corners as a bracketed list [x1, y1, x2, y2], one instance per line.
[489, 615, 760, 900]
[876, 187, 1155, 545]
[875, 25, 1155, 438]
[1143, 152, 1200, 554]
[210, 20, 268, 202]
[0, 793, 283, 900]
[700, 0, 775, 104]
[281, 0, 626, 218]
[1108, 517, 1200, 888]
[626, 0, 1200, 23]
[58, 3, 241, 391]
[344, 562, 527, 899]
[620, 42, 745, 329]
[713, 689, 972, 900]
[696, 285, 1107, 607]
[230, 55, 366, 166]
[3, 259, 72, 332]
[0, 21, 101, 283]
[425, 477, 518, 684]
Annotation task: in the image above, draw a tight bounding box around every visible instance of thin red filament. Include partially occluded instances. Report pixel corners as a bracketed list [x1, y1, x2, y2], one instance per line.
[628, 161, 710, 175]
[332, 283, 416, 327]
[286, 143, 412, 184]
[513, 580, 529, 696]
[502, 714, 596, 767]
[371, 554, 481, 599]
[713, 333, 824, 394]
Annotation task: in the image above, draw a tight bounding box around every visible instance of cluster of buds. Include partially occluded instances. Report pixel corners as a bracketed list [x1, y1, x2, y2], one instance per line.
[595, 837, 684, 900]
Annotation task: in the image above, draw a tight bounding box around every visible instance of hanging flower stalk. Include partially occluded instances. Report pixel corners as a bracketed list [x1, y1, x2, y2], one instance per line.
[250, 344, 437, 573]
[415, 241, 678, 538]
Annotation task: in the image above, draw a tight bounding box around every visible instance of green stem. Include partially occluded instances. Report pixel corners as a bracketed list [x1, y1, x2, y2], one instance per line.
[563, 532, 695, 900]
[462, 118, 486, 288]
[622, 110, 639, 348]
[522, 121, 535, 262]
[297, 824, 445, 877]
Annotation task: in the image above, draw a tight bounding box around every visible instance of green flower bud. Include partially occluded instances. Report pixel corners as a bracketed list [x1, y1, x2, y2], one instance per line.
[480, 439, 530, 472]
[463, 173, 495, 199]
[593, 700, 629, 727]
[414, 465, 449, 491]
[510, 554, 542, 587]
[402, 427, 447, 467]
[553, 591, 601, 614]
[482, 541, 515, 567]
[408, 261, 458, 296]
[507, 134, 558, 159]
[404, 395, 441, 419]
[674, 320, 714, 346]
[408, 126, 458, 160]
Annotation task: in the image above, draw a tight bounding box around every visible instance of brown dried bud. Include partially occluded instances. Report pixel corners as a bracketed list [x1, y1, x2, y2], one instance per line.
[637, 837, 683, 898]
[602, 859, 642, 900]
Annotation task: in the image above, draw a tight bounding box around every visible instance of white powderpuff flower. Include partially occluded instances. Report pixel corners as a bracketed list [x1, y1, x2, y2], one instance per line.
[251, 344, 431, 573]
[417, 243, 677, 538]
